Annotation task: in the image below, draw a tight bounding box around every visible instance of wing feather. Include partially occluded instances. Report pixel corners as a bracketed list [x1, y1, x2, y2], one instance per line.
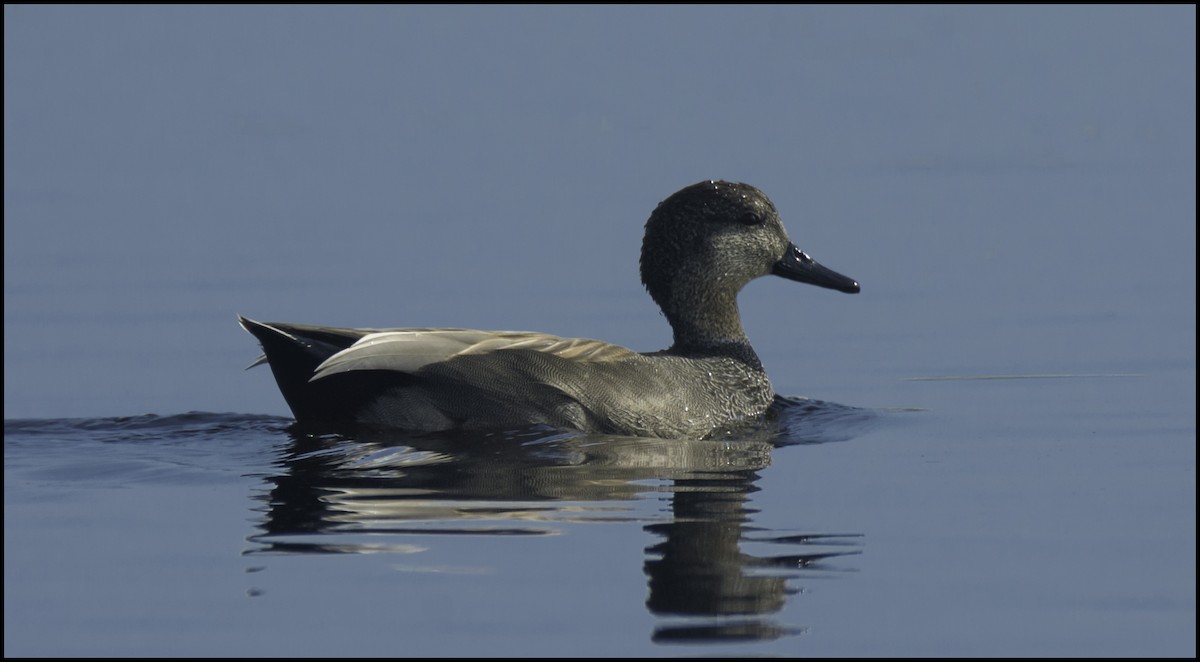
[310, 330, 638, 382]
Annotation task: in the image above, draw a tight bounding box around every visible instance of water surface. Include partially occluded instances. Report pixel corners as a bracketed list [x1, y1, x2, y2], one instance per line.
[7, 401, 890, 656]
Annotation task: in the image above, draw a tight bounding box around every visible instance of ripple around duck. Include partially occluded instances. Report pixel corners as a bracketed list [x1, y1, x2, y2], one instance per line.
[4, 411, 292, 439]
[767, 396, 888, 446]
[3, 394, 882, 445]
[4, 412, 291, 487]
[3, 398, 888, 489]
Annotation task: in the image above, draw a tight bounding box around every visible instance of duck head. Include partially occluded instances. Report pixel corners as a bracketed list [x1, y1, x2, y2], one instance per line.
[640, 180, 859, 350]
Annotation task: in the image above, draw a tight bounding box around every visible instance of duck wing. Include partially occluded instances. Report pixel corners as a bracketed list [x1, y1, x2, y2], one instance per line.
[307, 330, 674, 434]
[311, 330, 639, 381]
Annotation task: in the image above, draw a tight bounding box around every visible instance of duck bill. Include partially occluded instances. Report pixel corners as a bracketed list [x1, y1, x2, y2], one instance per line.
[772, 243, 860, 294]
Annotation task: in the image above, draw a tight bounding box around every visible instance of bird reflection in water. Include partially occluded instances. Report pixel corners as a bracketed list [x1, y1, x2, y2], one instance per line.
[247, 400, 872, 644]
[644, 475, 861, 643]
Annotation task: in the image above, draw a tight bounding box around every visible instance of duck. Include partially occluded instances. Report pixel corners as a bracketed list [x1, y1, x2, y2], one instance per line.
[239, 180, 859, 439]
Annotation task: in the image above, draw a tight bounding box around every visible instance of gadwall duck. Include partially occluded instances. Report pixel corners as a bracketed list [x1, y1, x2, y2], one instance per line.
[240, 180, 859, 439]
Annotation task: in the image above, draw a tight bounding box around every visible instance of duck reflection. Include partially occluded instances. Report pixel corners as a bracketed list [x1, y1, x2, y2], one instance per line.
[248, 404, 867, 644]
[253, 426, 777, 545]
[644, 476, 861, 643]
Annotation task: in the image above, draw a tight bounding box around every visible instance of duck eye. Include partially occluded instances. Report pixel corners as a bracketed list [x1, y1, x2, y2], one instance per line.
[738, 212, 764, 226]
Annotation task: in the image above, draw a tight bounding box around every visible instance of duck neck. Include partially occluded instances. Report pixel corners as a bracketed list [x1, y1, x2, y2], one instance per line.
[664, 291, 761, 364]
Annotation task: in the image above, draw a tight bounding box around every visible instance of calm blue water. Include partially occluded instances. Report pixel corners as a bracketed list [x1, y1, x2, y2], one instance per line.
[5, 5, 1195, 657]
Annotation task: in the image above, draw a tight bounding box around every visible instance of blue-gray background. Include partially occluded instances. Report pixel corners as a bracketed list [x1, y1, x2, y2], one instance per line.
[4, 5, 1195, 657]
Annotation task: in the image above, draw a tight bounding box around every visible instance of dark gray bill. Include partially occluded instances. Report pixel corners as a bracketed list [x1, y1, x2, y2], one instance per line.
[772, 243, 860, 294]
